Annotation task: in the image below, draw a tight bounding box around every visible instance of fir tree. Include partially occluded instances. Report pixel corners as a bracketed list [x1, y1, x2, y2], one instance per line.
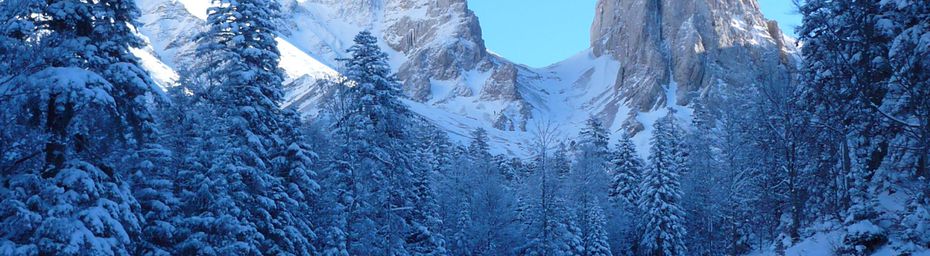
[174, 0, 317, 254]
[273, 109, 322, 255]
[799, 1, 896, 252]
[468, 128, 493, 167]
[582, 203, 612, 256]
[408, 126, 450, 256]
[0, 0, 165, 254]
[329, 30, 446, 255]
[570, 117, 612, 255]
[882, 0, 930, 179]
[130, 143, 180, 256]
[609, 132, 644, 207]
[639, 109, 687, 256]
[578, 117, 610, 156]
[318, 153, 352, 256]
[449, 201, 474, 256]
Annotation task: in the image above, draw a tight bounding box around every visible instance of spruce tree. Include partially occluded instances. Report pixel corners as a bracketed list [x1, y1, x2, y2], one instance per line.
[883, 0, 930, 179]
[329, 30, 446, 255]
[318, 152, 351, 256]
[609, 132, 644, 207]
[273, 109, 322, 255]
[0, 0, 165, 254]
[582, 203, 612, 256]
[450, 202, 474, 256]
[130, 144, 180, 256]
[571, 117, 612, 255]
[463, 127, 517, 255]
[639, 109, 687, 256]
[606, 132, 645, 254]
[408, 126, 449, 255]
[174, 0, 317, 254]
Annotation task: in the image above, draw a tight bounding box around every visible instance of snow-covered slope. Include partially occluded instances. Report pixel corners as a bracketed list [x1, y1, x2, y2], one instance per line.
[748, 186, 930, 256]
[133, 0, 797, 156]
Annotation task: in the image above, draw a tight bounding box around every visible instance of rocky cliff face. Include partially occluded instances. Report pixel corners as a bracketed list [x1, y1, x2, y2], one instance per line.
[286, 0, 496, 101]
[590, 0, 799, 111]
[281, 0, 531, 129]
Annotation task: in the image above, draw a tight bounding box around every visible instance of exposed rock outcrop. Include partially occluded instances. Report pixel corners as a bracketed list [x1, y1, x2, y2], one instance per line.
[590, 0, 799, 111]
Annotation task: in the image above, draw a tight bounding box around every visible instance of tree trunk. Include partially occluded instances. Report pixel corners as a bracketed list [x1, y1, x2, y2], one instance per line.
[43, 94, 74, 178]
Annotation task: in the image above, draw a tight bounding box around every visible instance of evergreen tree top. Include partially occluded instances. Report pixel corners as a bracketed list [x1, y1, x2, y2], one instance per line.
[469, 128, 491, 158]
[341, 31, 393, 86]
[578, 116, 609, 152]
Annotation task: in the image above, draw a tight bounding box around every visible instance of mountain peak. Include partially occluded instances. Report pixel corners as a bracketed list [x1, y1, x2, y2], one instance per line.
[590, 0, 798, 111]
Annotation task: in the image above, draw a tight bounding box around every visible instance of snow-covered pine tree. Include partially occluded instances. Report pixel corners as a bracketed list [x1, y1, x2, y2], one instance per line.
[407, 124, 450, 255]
[881, 2, 930, 251]
[273, 109, 322, 254]
[0, 0, 53, 232]
[881, 0, 930, 181]
[707, 87, 769, 255]
[173, 0, 317, 254]
[434, 145, 473, 254]
[329, 30, 447, 255]
[407, 175, 448, 256]
[518, 123, 583, 256]
[901, 193, 930, 253]
[570, 117, 612, 255]
[639, 109, 687, 256]
[0, 0, 173, 254]
[316, 78, 354, 256]
[578, 116, 610, 156]
[519, 125, 560, 255]
[559, 201, 585, 256]
[581, 203, 612, 256]
[420, 127, 455, 179]
[129, 143, 180, 256]
[609, 132, 644, 208]
[493, 155, 520, 182]
[318, 149, 352, 256]
[450, 201, 475, 256]
[0, 0, 43, 82]
[553, 143, 572, 179]
[680, 90, 757, 254]
[800, 0, 890, 204]
[154, 84, 230, 255]
[604, 131, 645, 254]
[468, 128, 493, 168]
[679, 95, 725, 255]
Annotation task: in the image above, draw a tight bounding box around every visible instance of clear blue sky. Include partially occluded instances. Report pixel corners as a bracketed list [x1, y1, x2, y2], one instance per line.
[467, 0, 802, 68]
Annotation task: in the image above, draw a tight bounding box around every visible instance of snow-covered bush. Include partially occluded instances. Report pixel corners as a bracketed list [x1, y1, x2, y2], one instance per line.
[902, 195, 930, 250]
[837, 220, 887, 255]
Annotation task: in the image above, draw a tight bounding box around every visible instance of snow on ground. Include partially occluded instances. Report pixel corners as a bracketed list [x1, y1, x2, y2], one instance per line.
[406, 48, 698, 157]
[277, 37, 339, 80]
[750, 189, 930, 256]
[130, 47, 179, 89]
[405, 99, 536, 157]
[176, 0, 211, 19]
[783, 229, 844, 256]
[277, 37, 340, 107]
[524, 49, 694, 158]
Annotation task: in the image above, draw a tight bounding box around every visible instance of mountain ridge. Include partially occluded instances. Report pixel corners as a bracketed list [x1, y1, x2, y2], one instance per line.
[133, 0, 798, 156]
